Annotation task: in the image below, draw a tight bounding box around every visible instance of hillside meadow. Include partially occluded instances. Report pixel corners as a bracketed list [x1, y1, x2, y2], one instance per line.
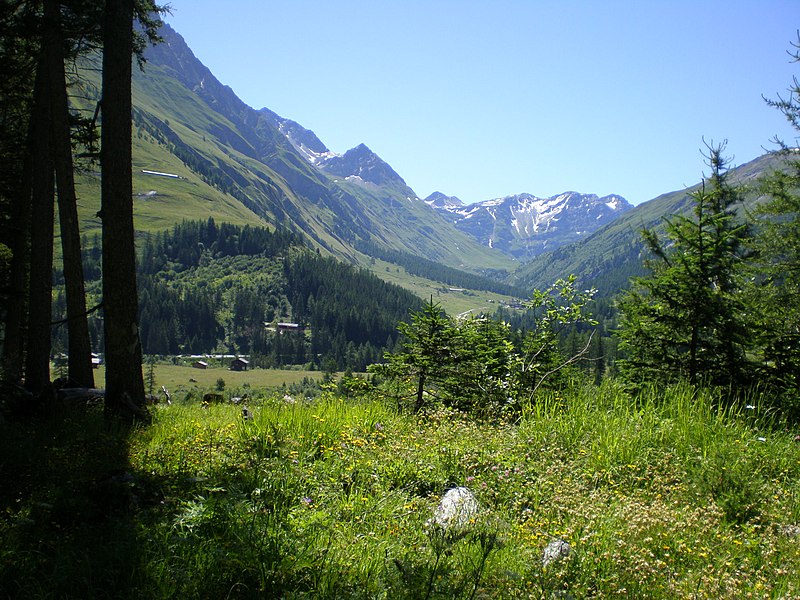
[2, 380, 799, 599]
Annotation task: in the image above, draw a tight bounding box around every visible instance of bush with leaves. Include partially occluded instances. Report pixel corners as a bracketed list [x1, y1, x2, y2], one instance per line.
[517, 275, 598, 399]
[371, 278, 598, 417]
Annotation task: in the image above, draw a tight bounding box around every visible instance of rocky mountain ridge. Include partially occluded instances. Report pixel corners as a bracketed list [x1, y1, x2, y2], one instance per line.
[425, 191, 632, 259]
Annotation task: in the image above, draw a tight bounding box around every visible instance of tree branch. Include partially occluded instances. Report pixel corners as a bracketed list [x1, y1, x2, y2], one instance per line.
[51, 301, 103, 326]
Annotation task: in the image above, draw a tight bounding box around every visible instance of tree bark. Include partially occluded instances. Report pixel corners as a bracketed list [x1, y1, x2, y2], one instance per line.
[2, 107, 33, 384]
[44, 0, 94, 388]
[101, 0, 146, 418]
[24, 54, 55, 394]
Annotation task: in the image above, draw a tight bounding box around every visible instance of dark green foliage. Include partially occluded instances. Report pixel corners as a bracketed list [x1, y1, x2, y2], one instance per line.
[133, 219, 421, 370]
[0, 2, 38, 381]
[136, 219, 295, 354]
[138, 275, 222, 353]
[283, 252, 423, 370]
[374, 298, 458, 412]
[741, 35, 800, 401]
[616, 144, 752, 388]
[745, 169, 800, 397]
[139, 217, 301, 275]
[439, 316, 517, 416]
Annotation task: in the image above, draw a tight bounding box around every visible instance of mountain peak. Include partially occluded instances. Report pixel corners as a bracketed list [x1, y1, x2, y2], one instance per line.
[258, 107, 330, 157]
[316, 144, 408, 187]
[425, 192, 464, 209]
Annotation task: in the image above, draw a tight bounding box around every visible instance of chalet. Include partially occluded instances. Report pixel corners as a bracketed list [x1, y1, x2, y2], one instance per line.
[277, 322, 305, 334]
[192, 360, 208, 369]
[229, 357, 249, 372]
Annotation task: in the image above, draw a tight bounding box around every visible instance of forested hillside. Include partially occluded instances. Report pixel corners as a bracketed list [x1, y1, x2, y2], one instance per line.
[54, 220, 423, 372]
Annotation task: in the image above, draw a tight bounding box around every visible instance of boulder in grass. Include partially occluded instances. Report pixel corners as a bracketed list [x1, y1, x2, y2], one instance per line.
[542, 538, 572, 568]
[429, 486, 479, 532]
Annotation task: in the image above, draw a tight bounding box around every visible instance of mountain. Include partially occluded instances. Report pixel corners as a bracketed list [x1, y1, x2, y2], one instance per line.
[74, 23, 786, 307]
[125, 24, 635, 275]
[255, 109, 409, 188]
[68, 23, 514, 275]
[425, 192, 465, 210]
[426, 191, 632, 259]
[512, 152, 791, 296]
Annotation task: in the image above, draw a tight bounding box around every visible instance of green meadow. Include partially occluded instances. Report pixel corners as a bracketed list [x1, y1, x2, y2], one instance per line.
[2, 381, 799, 598]
[93, 364, 327, 398]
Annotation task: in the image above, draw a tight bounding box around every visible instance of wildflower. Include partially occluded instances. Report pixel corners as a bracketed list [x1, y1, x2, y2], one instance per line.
[745, 405, 755, 410]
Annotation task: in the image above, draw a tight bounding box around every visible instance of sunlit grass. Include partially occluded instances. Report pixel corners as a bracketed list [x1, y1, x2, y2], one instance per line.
[90, 364, 327, 396]
[2, 382, 799, 598]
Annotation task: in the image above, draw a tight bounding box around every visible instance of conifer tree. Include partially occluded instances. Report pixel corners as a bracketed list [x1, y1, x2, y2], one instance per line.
[23, 56, 55, 394]
[44, 0, 95, 387]
[0, 1, 38, 383]
[616, 143, 751, 387]
[373, 298, 455, 412]
[744, 34, 800, 394]
[100, 0, 163, 418]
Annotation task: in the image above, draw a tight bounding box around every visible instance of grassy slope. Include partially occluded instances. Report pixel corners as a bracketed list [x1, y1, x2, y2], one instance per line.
[72, 62, 266, 241]
[2, 382, 798, 598]
[335, 178, 514, 273]
[364, 257, 523, 316]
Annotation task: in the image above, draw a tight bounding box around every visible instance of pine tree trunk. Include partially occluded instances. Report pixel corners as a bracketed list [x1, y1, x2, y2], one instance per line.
[44, 0, 94, 388]
[414, 372, 426, 413]
[101, 0, 146, 419]
[24, 55, 54, 394]
[2, 113, 34, 384]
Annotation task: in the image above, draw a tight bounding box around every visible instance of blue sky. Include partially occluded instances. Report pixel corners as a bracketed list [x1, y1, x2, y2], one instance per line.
[165, 1, 798, 206]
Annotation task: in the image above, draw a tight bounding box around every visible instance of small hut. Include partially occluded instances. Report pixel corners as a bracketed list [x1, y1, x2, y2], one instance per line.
[230, 357, 249, 372]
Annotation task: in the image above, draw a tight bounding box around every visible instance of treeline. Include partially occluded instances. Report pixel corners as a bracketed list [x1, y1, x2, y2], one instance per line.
[355, 239, 526, 297]
[139, 217, 301, 274]
[128, 219, 422, 370]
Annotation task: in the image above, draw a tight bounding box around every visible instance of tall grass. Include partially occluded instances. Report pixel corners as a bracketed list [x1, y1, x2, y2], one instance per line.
[2, 383, 799, 598]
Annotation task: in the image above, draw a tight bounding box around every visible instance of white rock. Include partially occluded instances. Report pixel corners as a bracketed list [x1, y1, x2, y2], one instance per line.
[430, 486, 479, 531]
[542, 539, 572, 568]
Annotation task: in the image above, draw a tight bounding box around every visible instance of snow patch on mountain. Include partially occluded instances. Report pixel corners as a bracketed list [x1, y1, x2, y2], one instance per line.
[425, 191, 632, 259]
